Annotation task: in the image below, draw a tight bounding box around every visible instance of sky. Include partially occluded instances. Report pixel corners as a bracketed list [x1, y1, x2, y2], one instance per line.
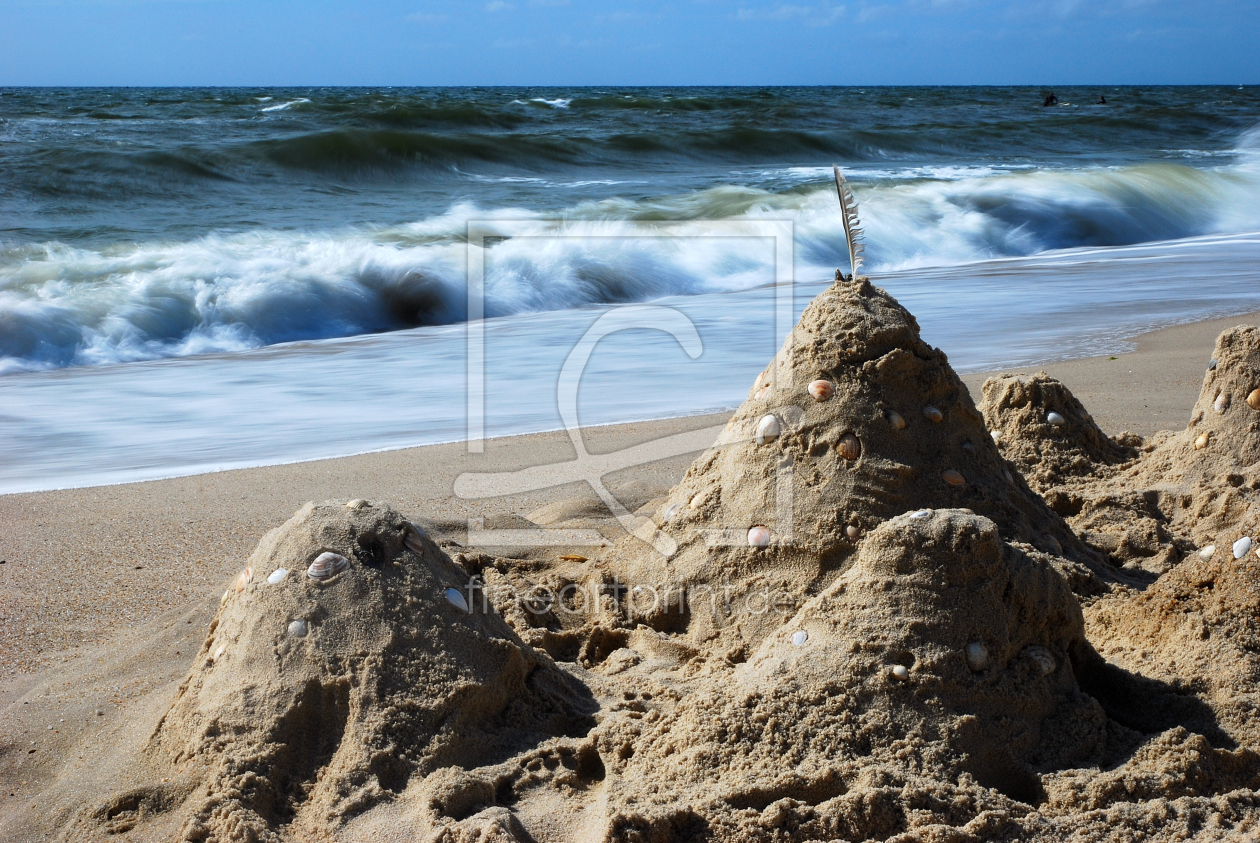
[1, 0, 1257, 87]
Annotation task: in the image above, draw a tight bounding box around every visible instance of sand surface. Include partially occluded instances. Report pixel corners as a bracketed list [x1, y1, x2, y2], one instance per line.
[2, 303, 1259, 840]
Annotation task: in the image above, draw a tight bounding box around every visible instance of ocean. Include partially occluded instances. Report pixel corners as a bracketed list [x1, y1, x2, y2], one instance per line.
[1, 86, 1259, 492]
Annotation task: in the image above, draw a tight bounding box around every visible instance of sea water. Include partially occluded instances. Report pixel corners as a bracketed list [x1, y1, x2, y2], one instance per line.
[1, 86, 1258, 492]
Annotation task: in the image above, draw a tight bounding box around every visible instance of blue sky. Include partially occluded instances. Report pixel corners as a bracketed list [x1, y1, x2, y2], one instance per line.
[1, 0, 1256, 86]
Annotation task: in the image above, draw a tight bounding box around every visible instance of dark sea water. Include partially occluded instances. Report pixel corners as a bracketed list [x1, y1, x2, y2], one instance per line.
[1, 86, 1259, 491]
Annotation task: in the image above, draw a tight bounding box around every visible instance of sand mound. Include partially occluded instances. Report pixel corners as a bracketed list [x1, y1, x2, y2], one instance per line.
[598, 510, 1111, 840]
[609, 277, 1107, 652]
[67, 501, 592, 842]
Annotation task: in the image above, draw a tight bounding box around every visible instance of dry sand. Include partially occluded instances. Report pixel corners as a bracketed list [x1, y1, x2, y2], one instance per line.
[2, 296, 1259, 841]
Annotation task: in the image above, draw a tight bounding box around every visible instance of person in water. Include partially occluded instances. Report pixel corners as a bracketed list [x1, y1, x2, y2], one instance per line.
[1043, 92, 1058, 107]
[1098, 95, 1107, 104]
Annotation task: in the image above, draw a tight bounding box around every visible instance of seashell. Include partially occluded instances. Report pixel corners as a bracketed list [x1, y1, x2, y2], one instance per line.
[307, 551, 350, 580]
[1233, 536, 1252, 559]
[1215, 393, 1231, 413]
[1209, 358, 1218, 370]
[990, 430, 1001, 445]
[345, 499, 367, 510]
[790, 630, 808, 647]
[233, 567, 253, 594]
[923, 405, 943, 423]
[1198, 545, 1216, 559]
[1249, 389, 1260, 411]
[890, 665, 909, 681]
[1025, 646, 1056, 676]
[808, 379, 834, 402]
[965, 641, 988, 671]
[754, 385, 771, 401]
[445, 587, 470, 613]
[559, 554, 587, 562]
[755, 414, 781, 445]
[747, 526, 771, 548]
[266, 568, 289, 585]
[885, 410, 907, 430]
[845, 524, 861, 540]
[941, 469, 965, 487]
[1044, 535, 1063, 555]
[1046, 411, 1066, 426]
[962, 441, 976, 453]
[689, 491, 709, 510]
[837, 432, 861, 461]
[662, 503, 681, 521]
[212, 643, 226, 662]
[1004, 469, 1013, 484]
[287, 619, 308, 638]
[1194, 432, 1210, 450]
[909, 509, 931, 520]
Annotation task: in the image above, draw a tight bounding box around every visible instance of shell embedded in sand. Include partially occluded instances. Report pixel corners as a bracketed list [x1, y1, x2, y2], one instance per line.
[266, 568, 289, 585]
[1215, 393, 1231, 413]
[1195, 432, 1210, 450]
[747, 526, 771, 548]
[941, 469, 965, 487]
[790, 630, 808, 647]
[307, 551, 350, 580]
[1249, 389, 1260, 410]
[890, 665, 909, 681]
[445, 587, 470, 613]
[233, 567, 253, 594]
[287, 619, 308, 638]
[1025, 646, 1056, 676]
[1003, 469, 1013, 484]
[212, 643, 226, 662]
[808, 379, 834, 401]
[845, 524, 861, 540]
[885, 410, 907, 430]
[754, 385, 771, 401]
[1046, 411, 1066, 426]
[1044, 535, 1063, 555]
[345, 499, 367, 510]
[1233, 536, 1252, 559]
[662, 503, 681, 521]
[962, 441, 976, 453]
[965, 642, 989, 671]
[1198, 545, 1216, 559]
[689, 491, 709, 510]
[990, 430, 1001, 445]
[403, 524, 429, 556]
[837, 433, 861, 461]
[923, 405, 943, 423]
[755, 414, 781, 445]
[909, 509, 932, 520]
[1209, 357, 1219, 370]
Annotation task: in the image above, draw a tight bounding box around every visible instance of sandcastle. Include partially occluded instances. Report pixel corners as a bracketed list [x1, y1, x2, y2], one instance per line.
[30, 279, 1260, 843]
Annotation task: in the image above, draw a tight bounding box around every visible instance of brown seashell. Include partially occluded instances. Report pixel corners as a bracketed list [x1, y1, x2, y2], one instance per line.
[559, 554, 588, 562]
[233, 567, 253, 594]
[837, 432, 861, 461]
[1194, 432, 1210, 450]
[1215, 392, 1231, 413]
[923, 405, 943, 423]
[941, 469, 965, 487]
[747, 526, 771, 548]
[1249, 389, 1260, 411]
[307, 552, 350, 580]
[885, 410, 906, 430]
[808, 379, 834, 401]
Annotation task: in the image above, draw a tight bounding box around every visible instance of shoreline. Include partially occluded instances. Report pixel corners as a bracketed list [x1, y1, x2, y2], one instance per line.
[1, 306, 1258, 677]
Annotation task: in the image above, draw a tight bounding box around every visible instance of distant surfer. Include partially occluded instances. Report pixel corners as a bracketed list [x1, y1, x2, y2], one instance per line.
[1097, 95, 1106, 104]
[1043, 92, 1058, 107]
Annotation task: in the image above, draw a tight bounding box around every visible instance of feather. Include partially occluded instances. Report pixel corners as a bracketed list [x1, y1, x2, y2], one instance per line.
[833, 164, 865, 279]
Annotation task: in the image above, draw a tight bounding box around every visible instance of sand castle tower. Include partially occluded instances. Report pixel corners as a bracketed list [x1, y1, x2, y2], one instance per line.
[599, 511, 1109, 840]
[141, 501, 591, 842]
[609, 277, 1107, 651]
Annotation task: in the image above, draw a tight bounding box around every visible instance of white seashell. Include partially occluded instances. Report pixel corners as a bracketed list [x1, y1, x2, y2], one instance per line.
[755, 414, 781, 445]
[233, 567, 253, 594]
[212, 643, 226, 662]
[890, 665, 909, 681]
[990, 430, 1001, 445]
[790, 630, 808, 647]
[445, 587, 470, 612]
[287, 619, 308, 638]
[307, 551, 350, 580]
[747, 526, 771, 548]
[754, 385, 771, 401]
[1004, 469, 1013, 484]
[662, 503, 681, 521]
[1215, 393, 1231, 413]
[845, 524, 861, 540]
[962, 441, 976, 454]
[1194, 432, 1210, 450]
[1198, 545, 1216, 559]
[886, 410, 907, 430]
[808, 379, 834, 401]
[1046, 411, 1066, 426]
[1209, 358, 1218, 370]
[345, 499, 367, 510]
[965, 642, 988, 671]
[923, 405, 943, 423]
[689, 491, 709, 510]
[1025, 646, 1056, 676]
[909, 509, 931, 520]
[1233, 536, 1252, 559]
[267, 568, 290, 585]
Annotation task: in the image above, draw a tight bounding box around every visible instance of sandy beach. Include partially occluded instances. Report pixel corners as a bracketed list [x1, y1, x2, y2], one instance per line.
[3, 298, 1260, 840]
